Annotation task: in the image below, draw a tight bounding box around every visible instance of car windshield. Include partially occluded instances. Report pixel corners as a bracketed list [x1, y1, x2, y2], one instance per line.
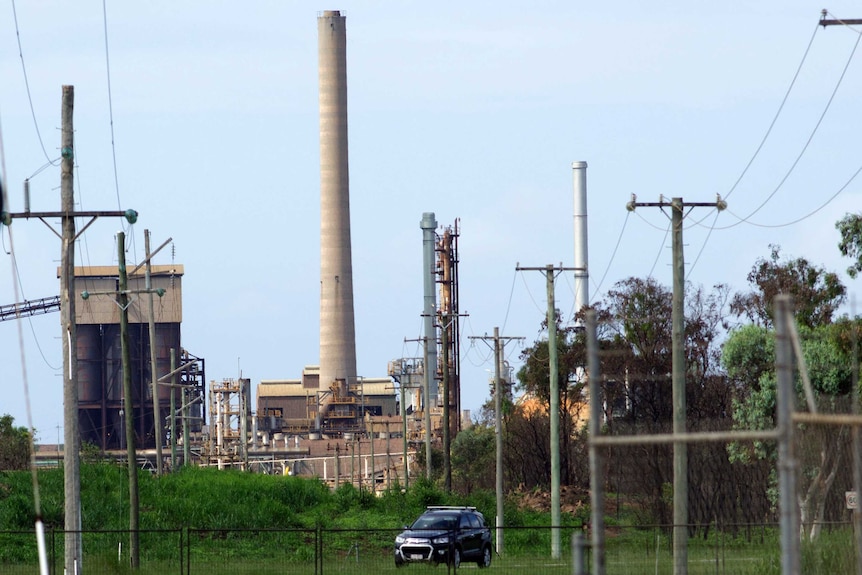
[411, 514, 457, 530]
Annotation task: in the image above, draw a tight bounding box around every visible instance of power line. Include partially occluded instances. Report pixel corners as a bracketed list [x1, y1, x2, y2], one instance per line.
[590, 211, 630, 302]
[723, 20, 821, 202]
[726, 160, 862, 229]
[102, 0, 124, 215]
[10, 0, 59, 166]
[688, 208, 722, 276]
[716, 23, 862, 230]
[500, 269, 518, 334]
[648, 220, 671, 279]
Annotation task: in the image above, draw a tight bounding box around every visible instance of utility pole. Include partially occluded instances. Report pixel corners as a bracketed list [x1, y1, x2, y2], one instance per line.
[470, 327, 524, 556]
[131, 230, 173, 475]
[399, 376, 409, 488]
[81, 231, 167, 570]
[440, 314, 451, 492]
[117, 231, 140, 568]
[585, 310, 606, 575]
[423, 337, 432, 480]
[145, 230, 162, 474]
[60, 85, 81, 575]
[3, 86, 137, 575]
[404, 338, 433, 480]
[625, 195, 725, 575]
[437, 310, 467, 493]
[516, 264, 580, 559]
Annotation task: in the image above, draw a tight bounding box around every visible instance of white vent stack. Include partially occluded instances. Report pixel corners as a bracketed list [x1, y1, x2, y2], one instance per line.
[318, 10, 357, 425]
[573, 161, 589, 316]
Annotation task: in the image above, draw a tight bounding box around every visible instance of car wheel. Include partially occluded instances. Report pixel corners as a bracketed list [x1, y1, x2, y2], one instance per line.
[394, 557, 405, 568]
[450, 547, 461, 570]
[477, 545, 491, 568]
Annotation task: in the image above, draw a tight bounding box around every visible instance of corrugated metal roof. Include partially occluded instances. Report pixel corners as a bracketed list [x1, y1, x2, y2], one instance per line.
[257, 382, 308, 397]
[257, 377, 395, 397]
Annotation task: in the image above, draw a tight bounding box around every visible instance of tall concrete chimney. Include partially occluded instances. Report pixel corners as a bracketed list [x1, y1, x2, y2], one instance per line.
[318, 10, 357, 423]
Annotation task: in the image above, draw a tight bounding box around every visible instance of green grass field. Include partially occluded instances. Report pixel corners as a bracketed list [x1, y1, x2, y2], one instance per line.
[0, 464, 857, 574]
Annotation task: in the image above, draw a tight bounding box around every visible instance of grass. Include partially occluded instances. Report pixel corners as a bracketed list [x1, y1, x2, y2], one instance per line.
[0, 464, 858, 574]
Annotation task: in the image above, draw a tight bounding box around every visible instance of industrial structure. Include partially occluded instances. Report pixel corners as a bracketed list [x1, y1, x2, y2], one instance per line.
[317, 9, 358, 430]
[73, 265, 205, 452]
[12, 11, 469, 488]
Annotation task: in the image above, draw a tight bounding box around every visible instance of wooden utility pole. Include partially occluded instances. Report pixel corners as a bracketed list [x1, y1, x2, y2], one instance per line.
[60, 84, 82, 575]
[118, 231, 140, 568]
[145, 230, 163, 475]
[625, 195, 725, 575]
[516, 264, 579, 559]
[585, 310, 606, 575]
[5, 86, 138, 574]
[470, 327, 523, 556]
[437, 310, 467, 493]
[83, 234, 169, 569]
[440, 315, 451, 491]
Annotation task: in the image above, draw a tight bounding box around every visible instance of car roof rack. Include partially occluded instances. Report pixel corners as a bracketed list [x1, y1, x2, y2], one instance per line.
[425, 506, 476, 511]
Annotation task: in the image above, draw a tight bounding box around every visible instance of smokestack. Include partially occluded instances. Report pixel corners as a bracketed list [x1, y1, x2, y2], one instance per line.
[318, 10, 357, 424]
[420, 212, 439, 405]
[573, 161, 589, 318]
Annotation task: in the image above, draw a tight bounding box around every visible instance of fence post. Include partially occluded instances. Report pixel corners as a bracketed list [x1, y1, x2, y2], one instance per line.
[776, 295, 800, 575]
[572, 532, 586, 575]
[317, 526, 322, 575]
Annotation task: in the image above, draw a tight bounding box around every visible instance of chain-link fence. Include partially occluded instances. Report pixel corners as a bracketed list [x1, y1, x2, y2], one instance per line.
[1, 522, 857, 575]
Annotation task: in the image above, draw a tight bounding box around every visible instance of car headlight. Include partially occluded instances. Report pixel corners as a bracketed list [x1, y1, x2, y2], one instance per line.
[395, 535, 405, 544]
[432, 535, 450, 545]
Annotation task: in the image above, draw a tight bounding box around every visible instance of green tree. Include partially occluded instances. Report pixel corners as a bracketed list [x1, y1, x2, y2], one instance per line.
[730, 245, 846, 329]
[515, 311, 587, 489]
[836, 213, 862, 278]
[0, 415, 31, 471]
[450, 425, 495, 494]
[724, 244, 857, 541]
[589, 277, 735, 526]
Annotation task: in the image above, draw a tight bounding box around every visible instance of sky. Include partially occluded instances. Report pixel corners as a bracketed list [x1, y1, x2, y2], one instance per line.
[2, 2, 862, 442]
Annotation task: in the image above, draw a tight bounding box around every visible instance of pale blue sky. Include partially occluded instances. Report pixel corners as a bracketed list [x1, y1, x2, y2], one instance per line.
[2, 2, 861, 440]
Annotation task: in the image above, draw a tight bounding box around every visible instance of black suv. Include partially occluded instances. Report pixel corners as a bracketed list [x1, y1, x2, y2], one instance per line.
[394, 506, 492, 569]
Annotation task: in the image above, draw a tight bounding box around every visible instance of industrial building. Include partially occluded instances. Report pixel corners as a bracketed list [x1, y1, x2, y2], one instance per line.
[73, 264, 205, 452]
[256, 368, 397, 433]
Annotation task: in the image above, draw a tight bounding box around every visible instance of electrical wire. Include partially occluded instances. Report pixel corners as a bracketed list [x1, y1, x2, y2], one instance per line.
[10, 0, 58, 167]
[723, 20, 821, 202]
[633, 209, 669, 232]
[716, 24, 862, 230]
[499, 269, 518, 334]
[726, 160, 862, 229]
[647, 220, 671, 279]
[517, 268, 546, 317]
[0, 105, 50, 575]
[10, 255, 61, 370]
[102, 0, 124, 216]
[688, 207, 722, 276]
[590, 211, 630, 302]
